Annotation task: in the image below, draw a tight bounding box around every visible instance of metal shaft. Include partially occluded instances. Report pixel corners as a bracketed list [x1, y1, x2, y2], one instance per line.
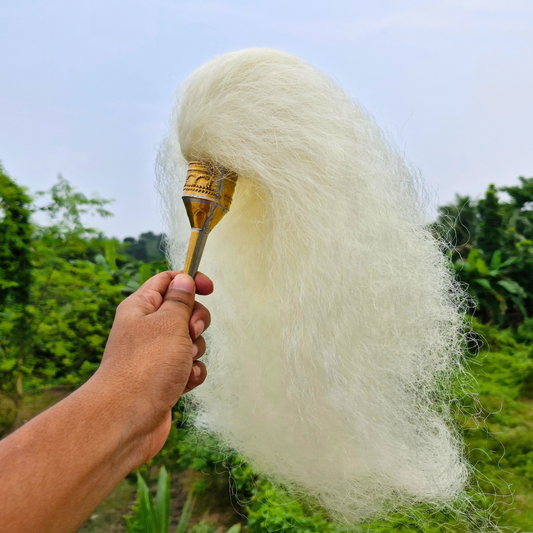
[183, 229, 209, 278]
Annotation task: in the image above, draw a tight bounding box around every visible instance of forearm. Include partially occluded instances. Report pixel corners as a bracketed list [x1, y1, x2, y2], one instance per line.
[0, 272, 211, 532]
[0, 377, 146, 533]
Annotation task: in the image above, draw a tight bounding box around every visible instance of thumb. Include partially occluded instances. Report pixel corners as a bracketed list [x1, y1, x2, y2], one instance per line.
[158, 273, 196, 323]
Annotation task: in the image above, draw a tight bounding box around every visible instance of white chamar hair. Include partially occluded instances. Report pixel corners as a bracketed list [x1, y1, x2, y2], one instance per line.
[157, 48, 470, 524]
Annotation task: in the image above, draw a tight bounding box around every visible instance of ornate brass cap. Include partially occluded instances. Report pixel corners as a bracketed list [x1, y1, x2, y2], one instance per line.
[184, 161, 237, 211]
[182, 161, 238, 277]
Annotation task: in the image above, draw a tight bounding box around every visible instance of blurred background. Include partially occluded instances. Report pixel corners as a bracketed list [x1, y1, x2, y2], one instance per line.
[1, 1, 533, 532]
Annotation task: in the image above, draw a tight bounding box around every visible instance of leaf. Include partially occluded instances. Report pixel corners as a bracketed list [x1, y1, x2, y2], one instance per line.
[452, 260, 469, 275]
[123, 516, 137, 533]
[0, 358, 17, 371]
[0, 280, 19, 289]
[509, 294, 528, 318]
[136, 472, 157, 533]
[105, 242, 118, 272]
[94, 254, 109, 272]
[140, 264, 152, 285]
[125, 280, 141, 293]
[490, 249, 501, 270]
[227, 525, 242, 533]
[176, 489, 196, 533]
[500, 257, 521, 268]
[475, 257, 490, 276]
[497, 279, 527, 298]
[155, 467, 170, 533]
[467, 249, 480, 270]
[475, 278, 492, 290]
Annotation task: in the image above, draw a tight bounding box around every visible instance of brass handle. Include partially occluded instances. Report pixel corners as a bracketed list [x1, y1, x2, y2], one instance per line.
[181, 161, 238, 277]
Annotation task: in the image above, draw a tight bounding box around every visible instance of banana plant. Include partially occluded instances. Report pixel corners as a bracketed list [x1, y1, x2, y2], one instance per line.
[453, 248, 527, 325]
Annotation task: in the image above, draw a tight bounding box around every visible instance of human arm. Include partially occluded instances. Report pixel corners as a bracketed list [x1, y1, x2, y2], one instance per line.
[0, 272, 212, 533]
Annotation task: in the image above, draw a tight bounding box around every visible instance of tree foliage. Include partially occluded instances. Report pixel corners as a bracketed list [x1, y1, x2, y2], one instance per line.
[0, 171, 167, 432]
[124, 232, 166, 263]
[437, 177, 533, 327]
[476, 184, 503, 260]
[0, 164, 32, 307]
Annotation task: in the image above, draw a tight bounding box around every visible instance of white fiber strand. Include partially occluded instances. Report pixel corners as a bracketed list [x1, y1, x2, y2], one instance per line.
[157, 48, 469, 523]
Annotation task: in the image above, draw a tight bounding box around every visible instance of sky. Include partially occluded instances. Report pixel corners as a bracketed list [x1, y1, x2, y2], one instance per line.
[1, 0, 532, 238]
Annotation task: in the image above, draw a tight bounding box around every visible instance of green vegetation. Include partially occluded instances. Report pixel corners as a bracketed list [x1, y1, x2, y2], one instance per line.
[0, 169, 168, 434]
[125, 467, 172, 533]
[436, 177, 533, 327]
[1, 166, 533, 531]
[0, 164, 33, 426]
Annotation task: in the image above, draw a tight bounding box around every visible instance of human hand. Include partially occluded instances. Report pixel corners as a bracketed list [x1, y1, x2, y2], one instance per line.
[0, 271, 213, 533]
[90, 271, 213, 466]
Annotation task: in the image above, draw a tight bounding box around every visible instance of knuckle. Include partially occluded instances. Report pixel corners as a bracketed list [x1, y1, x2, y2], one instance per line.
[194, 307, 211, 328]
[193, 337, 206, 358]
[197, 367, 207, 384]
[201, 307, 212, 323]
[165, 294, 192, 308]
[116, 298, 131, 313]
[187, 372, 206, 390]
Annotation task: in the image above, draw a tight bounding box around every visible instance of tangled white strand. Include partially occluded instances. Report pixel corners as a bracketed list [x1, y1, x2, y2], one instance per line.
[157, 48, 470, 524]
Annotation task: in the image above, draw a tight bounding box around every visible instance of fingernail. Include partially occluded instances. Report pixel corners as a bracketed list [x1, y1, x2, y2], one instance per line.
[193, 364, 201, 378]
[193, 320, 205, 340]
[171, 274, 194, 294]
[192, 343, 199, 358]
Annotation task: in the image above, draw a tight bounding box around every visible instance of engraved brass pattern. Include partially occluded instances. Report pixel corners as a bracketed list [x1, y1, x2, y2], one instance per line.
[182, 161, 238, 277]
[183, 161, 237, 211]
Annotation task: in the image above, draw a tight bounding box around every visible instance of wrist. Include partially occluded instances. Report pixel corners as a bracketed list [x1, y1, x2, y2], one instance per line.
[79, 373, 154, 471]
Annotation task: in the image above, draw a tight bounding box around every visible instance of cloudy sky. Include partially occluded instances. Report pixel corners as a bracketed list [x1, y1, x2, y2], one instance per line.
[1, 0, 532, 238]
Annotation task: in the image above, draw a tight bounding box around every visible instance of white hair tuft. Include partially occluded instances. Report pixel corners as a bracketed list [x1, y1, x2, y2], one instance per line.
[157, 48, 469, 523]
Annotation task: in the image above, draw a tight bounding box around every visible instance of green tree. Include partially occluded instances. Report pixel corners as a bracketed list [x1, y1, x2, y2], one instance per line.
[0, 172, 172, 433]
[0, 164, 32, 307]
[0, 166, 33, 429]
[476, 183, 503, 261]
[124, 232, 166, 263]
[501, 176, 533, 212]
[499, 177, 533, 316]
[0, 174, 120, 431]
[435, 177, 533, 327]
